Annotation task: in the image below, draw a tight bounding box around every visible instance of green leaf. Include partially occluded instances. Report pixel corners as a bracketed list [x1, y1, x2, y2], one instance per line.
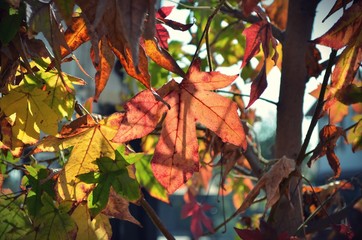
[83, 149, 142, 217]
[0, 3, 25, 45]
[32, 193, 76, 240]
[76, 171, 100, 184]
[0, 192, 32, 239]
[23, 166, 56, 217]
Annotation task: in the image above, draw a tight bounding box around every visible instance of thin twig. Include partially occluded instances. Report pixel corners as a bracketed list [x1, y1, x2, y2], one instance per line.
[140, 198, 175, 240]
[189, 0, 226, 69]
[296, 49, 337, 166]
[215, 90, 278, 105]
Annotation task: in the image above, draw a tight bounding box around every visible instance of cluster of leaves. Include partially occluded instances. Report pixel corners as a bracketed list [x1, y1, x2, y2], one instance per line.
[0, 0, 361, 239]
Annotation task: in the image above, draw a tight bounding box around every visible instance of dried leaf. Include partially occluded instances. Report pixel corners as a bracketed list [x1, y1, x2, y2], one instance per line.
[308, 125, 346, 178]
[238, 156, 296, 212]
[101, 188, 141, 226]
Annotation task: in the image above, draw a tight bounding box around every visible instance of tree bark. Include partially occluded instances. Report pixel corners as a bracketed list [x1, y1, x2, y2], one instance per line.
[272, 0, 320, 235]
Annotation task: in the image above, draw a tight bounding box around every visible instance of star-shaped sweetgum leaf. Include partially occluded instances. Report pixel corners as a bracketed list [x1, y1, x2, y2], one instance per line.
[113, 59, 247, 193]
[34, 113, 124, 202]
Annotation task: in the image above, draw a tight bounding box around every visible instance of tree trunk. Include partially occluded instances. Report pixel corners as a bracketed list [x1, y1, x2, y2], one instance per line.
[271, 0, 320, 235]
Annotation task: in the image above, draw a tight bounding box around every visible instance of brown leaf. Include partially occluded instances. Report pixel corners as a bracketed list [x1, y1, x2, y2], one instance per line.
[305, 43, 322, 78]
[308, 125, 346, 178]
[102, 188, 141, 226]
[264, 0, 288, 30]
[238, 156, 296, 212]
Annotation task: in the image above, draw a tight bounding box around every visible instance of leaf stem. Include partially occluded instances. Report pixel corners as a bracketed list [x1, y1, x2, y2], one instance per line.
[140, 198, 175, 240]
[296, 49, 337, 166]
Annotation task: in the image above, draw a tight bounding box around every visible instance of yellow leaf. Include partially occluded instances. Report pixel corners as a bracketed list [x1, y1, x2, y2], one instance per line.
[0, 85, 58, 144]
[34, 113, 123, 202]
[35, 71, 76, 120]
[71, 203, 112, 240]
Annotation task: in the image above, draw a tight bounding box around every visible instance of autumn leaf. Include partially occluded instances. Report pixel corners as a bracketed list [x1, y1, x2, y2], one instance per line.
[241, 20, 278, 69]
[153, 59, 246, 193]
[239, 0, 260, 17]
[34, 113, 123, 202]
[264, 0, 288, 30]
[305, 43, 322, 78]
[155, 6, 193, 50]
[181, 190, 214, 239]
[101, 189, 141, 226]
[322, 0, 354, 22]
[0, 84, 59, 144]
[237, 156, 295, 213]
[71, 203, 112, 240]
[308, 125, 346, 178]
[0, 117, 24, 157]
[247, 64, 267, 108]
[90, 37, 115, 101]
[313, 2, 362, 100]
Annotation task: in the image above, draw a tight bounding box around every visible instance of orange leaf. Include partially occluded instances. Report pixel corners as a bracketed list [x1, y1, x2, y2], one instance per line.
[151, 59, 246, 193]
[112, 87, 169, 143]
[322, 0, 353, 22]
[313, 2, 362, 50]
[264, 0, 288, 30]
[308, 125, 346, 178]
[90, 37, 115, 101]
[143, 38, 185, 77]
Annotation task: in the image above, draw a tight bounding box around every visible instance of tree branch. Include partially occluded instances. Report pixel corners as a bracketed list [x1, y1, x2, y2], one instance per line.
[296, 49, 337, 165]
[140, 198, 175, 240]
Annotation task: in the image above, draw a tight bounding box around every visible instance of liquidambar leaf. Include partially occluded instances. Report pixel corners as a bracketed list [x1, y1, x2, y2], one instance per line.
[71, 203, 112, 240]
[0, 85, 59, 144]
[34, 113, 124, 202]
[236, 156, 295, 212]
[308, 125, 346, 178]
[31, 193, 76, 239]
[153, 59, 246, 193]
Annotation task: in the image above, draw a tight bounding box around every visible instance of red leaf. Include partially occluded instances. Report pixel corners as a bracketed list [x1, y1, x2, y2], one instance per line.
[239, 0, 260, 17]
[155, 6, 192, 49]
[246, 65, 267, 108]
[333, 224, 354, 240]
[234, 228, 264, 240]
[181, 191, 214, 239]
[241, 20, 278, 68]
